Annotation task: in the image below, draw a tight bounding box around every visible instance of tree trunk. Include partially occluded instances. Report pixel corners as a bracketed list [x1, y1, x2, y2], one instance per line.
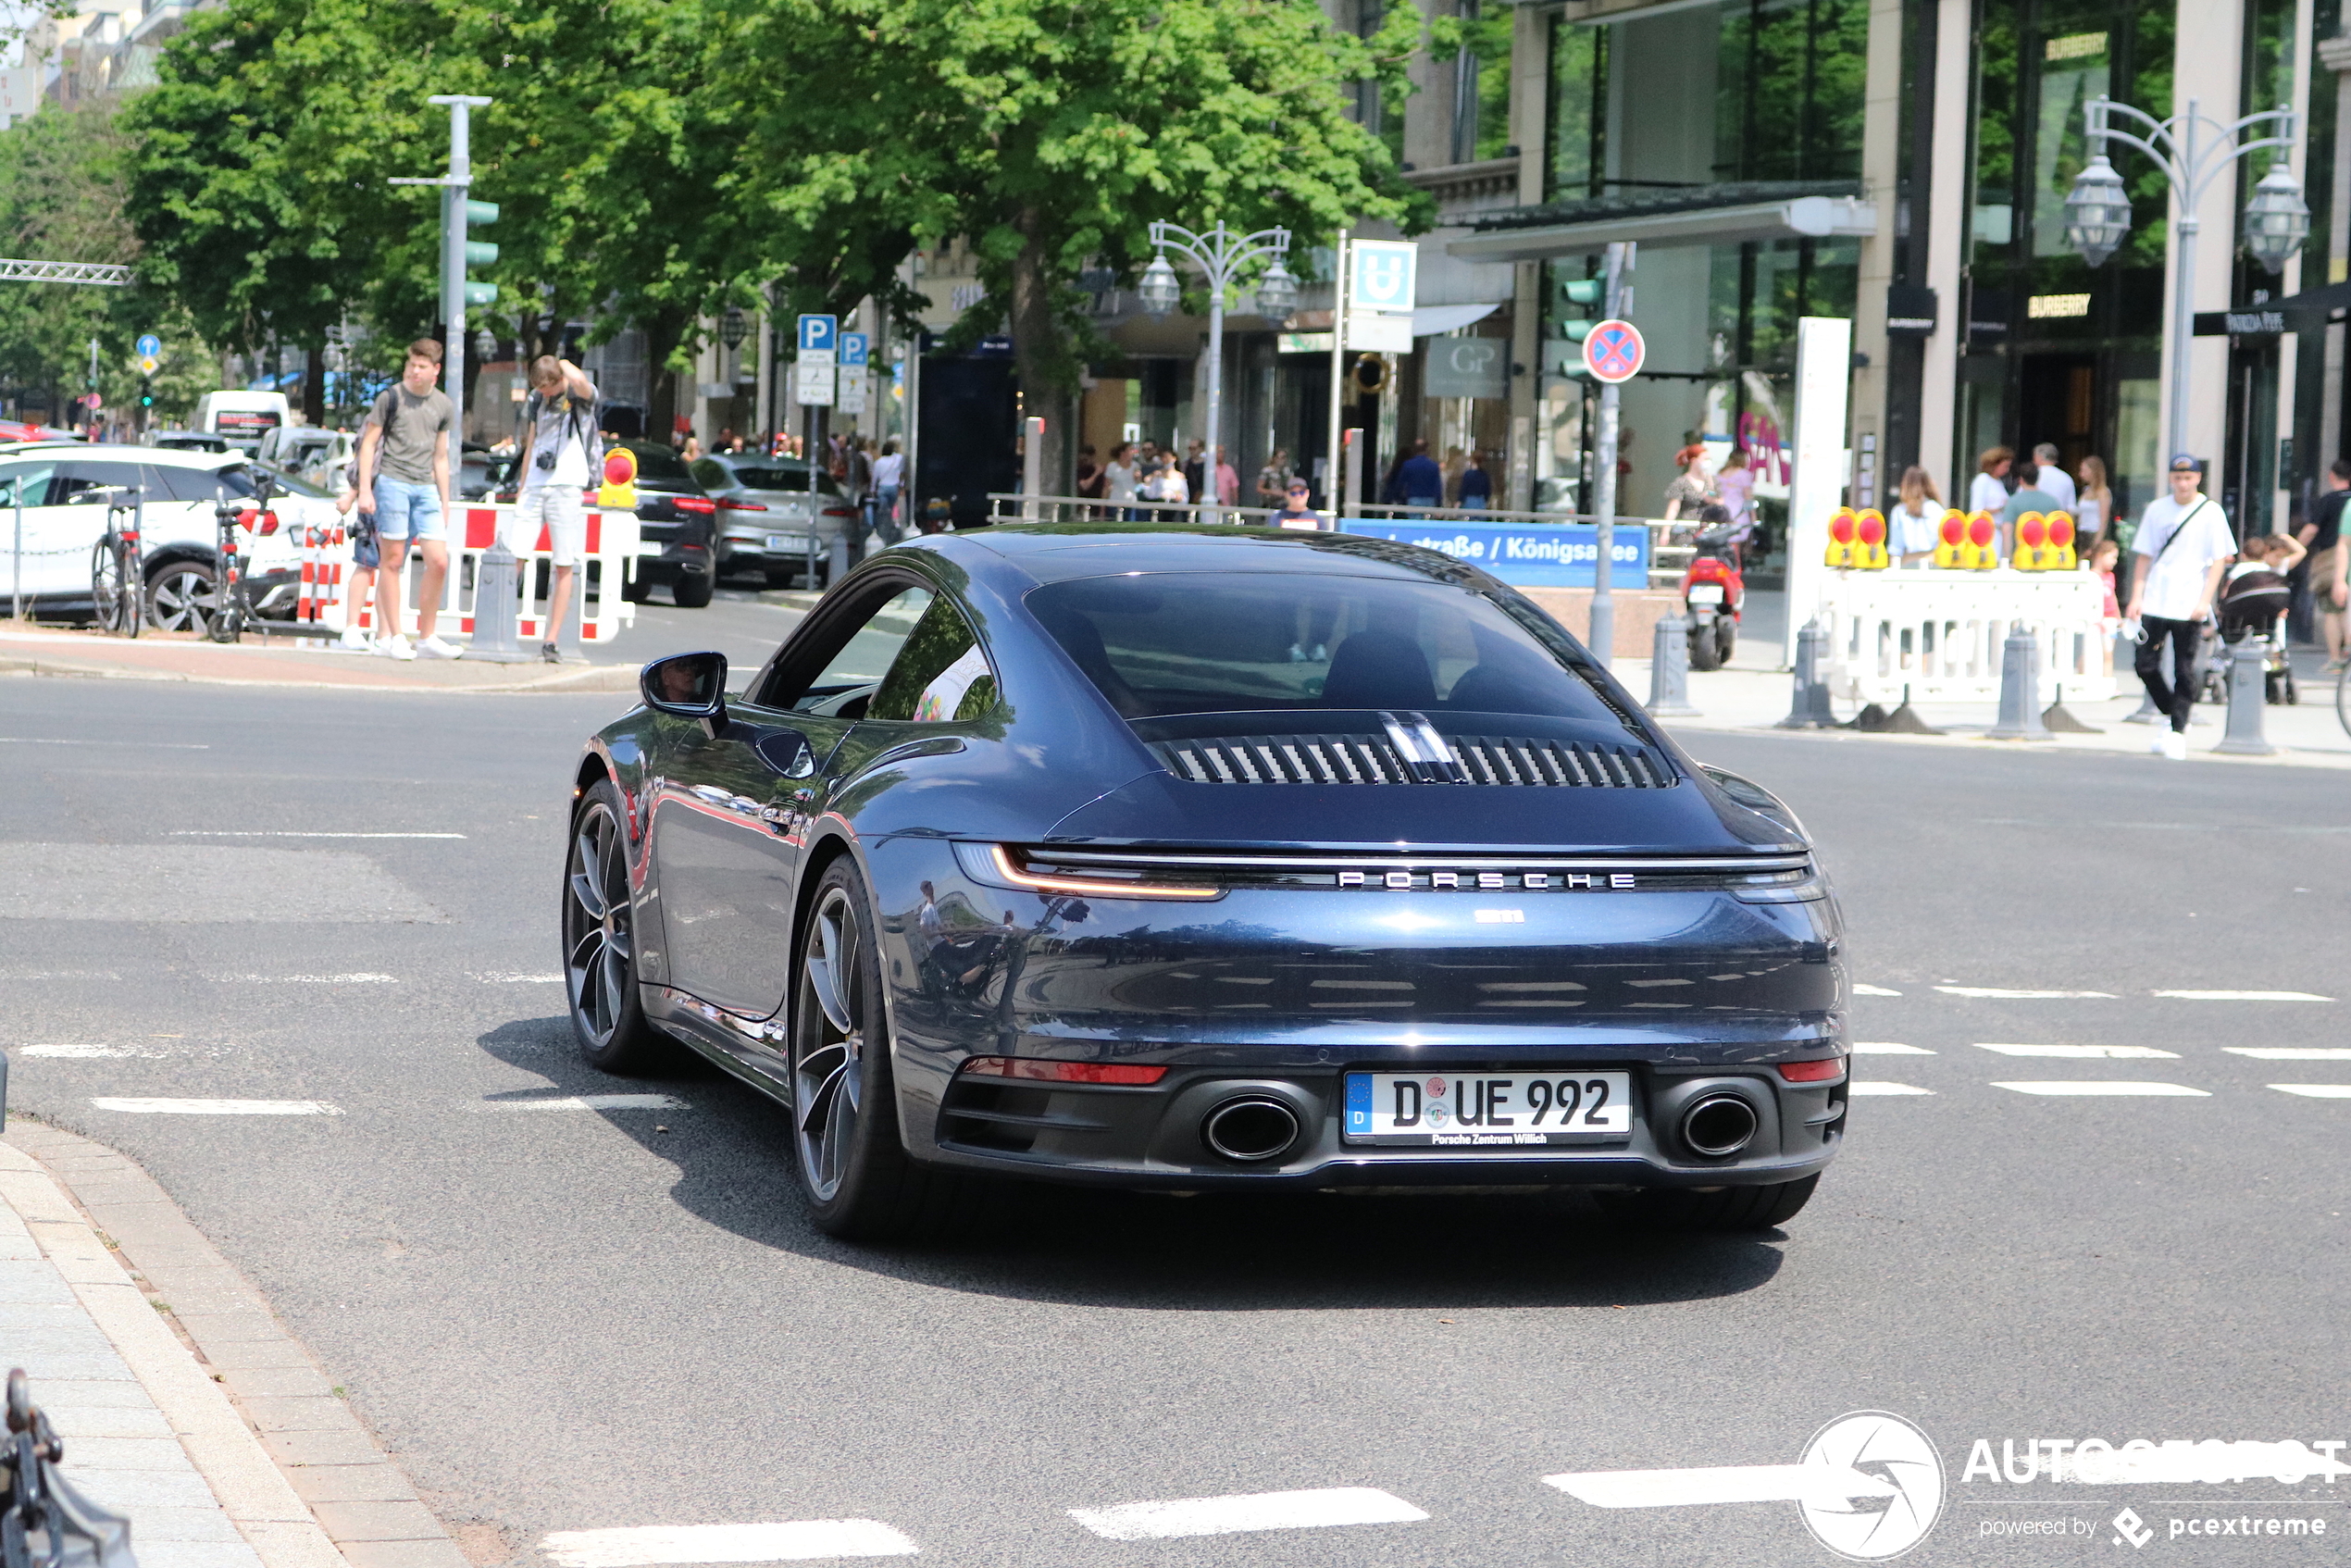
[304, 345, 326, 425]
[1009, 209, 1069, 500]
[645, 312, 687, 448]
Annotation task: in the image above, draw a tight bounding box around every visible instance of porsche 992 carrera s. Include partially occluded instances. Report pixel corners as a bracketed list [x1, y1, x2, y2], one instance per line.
[564, 525, 1847, 1238]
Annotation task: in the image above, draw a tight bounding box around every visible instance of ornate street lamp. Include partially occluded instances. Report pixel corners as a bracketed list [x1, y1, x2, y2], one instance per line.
[2244, 164, 2312, 273]
[473, 328, 498, 363]
[719, 305, 749, 351]
[1139, 220, 1292, 520]
[2068, 93, 2302, 463]
[1252, 259, 1300, 321]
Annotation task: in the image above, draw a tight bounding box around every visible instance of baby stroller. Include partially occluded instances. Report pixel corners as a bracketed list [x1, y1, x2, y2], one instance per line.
[2201, 565, 2298, 705]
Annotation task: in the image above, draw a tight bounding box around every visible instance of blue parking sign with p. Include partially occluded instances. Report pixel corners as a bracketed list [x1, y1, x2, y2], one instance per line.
[840, 332, 868, 368]
[797, 315, 837, 355]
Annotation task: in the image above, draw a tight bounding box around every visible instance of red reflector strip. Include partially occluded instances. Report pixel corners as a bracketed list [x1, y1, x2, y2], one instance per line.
[960, 1056, 1169, 1086]
[673, 497, 716, 514]
[1776, 1058, 1846, 1083]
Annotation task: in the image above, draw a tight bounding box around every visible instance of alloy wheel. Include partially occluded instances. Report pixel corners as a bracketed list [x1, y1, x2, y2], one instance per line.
[564, 802, 633, 1047]
[793, 886, 865, 1202]
[149, 564, 220, 633]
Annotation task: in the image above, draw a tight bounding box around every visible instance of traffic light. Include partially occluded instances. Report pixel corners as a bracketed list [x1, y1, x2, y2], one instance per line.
[461, 199, 498, 306]
[139, 380, 152, 409]
[1554, 274, 1604, 379]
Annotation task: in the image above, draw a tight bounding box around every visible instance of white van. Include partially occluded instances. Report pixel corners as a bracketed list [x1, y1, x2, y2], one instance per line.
[194, 391, 293, 453]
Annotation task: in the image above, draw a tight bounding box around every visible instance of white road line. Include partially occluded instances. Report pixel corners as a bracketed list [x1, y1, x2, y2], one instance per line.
[1974, 1043, 2179, 1059]
[1851, 984, 1902, 996]
[0, 737, 208, 749]
[1934, 987, 2117, 999]
[1851, 1042, 1934, 1054]
[1991, 1081, 2209, 1098]
[168, 830, 467, 840]
[2269, 1085, 2351, 1099]
[19, 1044, 130, 1058]
[2226, 1047, 2351, 1060]
[208, 973, 398, 984]
[2152, 989, 2332, 1002]
[1849, 1082, 1934, 1096]
[1545, 1463, 1897, 1509]
[1068, 1487, 1429, 1541]
[475, 972, 564, 983]
[540, 1523, 917, 1566]
[89, 1098, 342, 1115]
[476, 1095, 686, 1112]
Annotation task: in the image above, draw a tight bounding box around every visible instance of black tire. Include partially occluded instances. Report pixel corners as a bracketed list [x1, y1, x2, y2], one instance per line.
[92, 540, 141, 638]
[1686, 626, 1723, 671]
[671, 576, 714, 609]
[1598, 1174, 1819, 1232]
[621, 571, 653, 604]
[1717, 623, 1736, 663]
[789, 856, 964, 1239]
[146, 561, 221, 635]
[563, 779, 679, 1074]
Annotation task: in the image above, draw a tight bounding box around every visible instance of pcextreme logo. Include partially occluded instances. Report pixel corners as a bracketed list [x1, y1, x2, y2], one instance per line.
[1547, 1410, 1945, 1561]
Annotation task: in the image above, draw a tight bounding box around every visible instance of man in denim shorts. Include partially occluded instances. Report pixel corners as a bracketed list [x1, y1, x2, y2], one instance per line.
[513, 355, 601, 661]
[355, 339, 460, 659]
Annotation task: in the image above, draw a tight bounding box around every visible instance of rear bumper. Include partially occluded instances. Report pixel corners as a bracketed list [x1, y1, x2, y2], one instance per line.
[908, 1052, 1845, 1190]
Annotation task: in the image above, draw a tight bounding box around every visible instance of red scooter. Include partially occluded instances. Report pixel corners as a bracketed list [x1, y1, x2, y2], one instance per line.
[1680, 521, 1745, 670]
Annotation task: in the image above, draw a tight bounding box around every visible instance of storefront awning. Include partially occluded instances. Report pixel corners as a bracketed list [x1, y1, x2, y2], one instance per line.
[1447, 187, 1876, 264]
[1412, 302, 1501, 335]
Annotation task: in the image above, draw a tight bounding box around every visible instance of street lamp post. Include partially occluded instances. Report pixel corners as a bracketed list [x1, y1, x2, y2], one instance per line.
[1138, 221, 1297, 521]
[2066, 95, 2307, 466]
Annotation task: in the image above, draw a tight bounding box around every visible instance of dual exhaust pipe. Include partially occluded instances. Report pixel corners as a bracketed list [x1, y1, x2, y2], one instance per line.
[1200, 1089, 1759, 1164]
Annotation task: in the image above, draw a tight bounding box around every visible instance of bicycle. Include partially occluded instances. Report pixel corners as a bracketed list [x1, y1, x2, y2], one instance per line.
[86, 486, 143, 639]
[203, 473, 278, 643]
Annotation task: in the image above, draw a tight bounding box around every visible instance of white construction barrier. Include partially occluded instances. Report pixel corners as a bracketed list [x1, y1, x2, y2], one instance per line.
[289, 502, 640, 645]
[1817, 567, 2113, 705]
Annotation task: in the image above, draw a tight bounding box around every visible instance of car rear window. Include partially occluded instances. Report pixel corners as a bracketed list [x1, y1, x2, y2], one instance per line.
[706, 461, 842, 497]
[627, 445, 693, 481]
[1026, 571, 1625, 724]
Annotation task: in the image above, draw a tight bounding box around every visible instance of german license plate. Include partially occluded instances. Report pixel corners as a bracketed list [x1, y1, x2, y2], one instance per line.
[765, 533, 790, 551]
[1688, 583, 1725, 604]
[637, 542, 663, 556]
[1343, 1071, 1633, 1146]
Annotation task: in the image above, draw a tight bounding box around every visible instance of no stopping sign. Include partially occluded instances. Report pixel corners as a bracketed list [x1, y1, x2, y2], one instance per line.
[1583, 319, 1644, 383]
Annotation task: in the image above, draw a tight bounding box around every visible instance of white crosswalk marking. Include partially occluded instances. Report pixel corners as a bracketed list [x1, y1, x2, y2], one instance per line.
[2269, 1085, 2351, 1099]
[1851, 984, 1902, 996]
[1851, 1042, 1934, 1054]
[541, 1523, 916, 1566]
[2224, 1048, 2351, 1060]
[1848, 1082, 1933, 1096]
[19, 1044, 127, 1058]
[1974, 1043, 2178, 1059]
[476, 1095, 686, 1112]
[1069, 1487, 1428, 1540]
[1935, 987, 2117, 999]
[2152, 989, 2331, 1002]
[1991, 1082, 2208, 1098]
[89, 1098, 342, 1115]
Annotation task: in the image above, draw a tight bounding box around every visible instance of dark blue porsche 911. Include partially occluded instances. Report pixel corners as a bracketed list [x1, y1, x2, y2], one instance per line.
[564, 525, 1847, 1238]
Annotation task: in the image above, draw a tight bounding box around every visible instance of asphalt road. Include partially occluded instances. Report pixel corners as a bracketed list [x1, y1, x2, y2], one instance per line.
[2, 676, 2345, 1568]
[582, 581, 816, 673]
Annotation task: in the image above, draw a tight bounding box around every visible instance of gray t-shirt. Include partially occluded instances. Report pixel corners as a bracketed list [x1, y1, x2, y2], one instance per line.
[365, 385, 454, 485]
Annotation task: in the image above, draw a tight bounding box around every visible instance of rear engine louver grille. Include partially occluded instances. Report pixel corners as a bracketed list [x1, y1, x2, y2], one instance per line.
[1150, 735, 1669, 788]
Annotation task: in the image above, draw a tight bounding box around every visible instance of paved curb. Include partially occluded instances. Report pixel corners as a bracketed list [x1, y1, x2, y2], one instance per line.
[0, 649, 638, 695]
[3, 1122, 467, 1568]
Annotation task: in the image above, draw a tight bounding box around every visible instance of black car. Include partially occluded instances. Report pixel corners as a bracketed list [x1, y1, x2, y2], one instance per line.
[565, 526, 1847, 1238]
[616, 442, 715, 608]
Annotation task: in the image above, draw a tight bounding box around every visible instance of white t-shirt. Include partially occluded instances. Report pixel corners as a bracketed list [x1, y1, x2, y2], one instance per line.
[2132, 493, 2235, 622]
[872, 453, 904, 489]
[1104, 461, 1138, 503]
[2075, 495, 2105, 537]
[1967, 472, 2009, 515]
[2033, 465, 2078, 514]
[1890, 500, 1940, 558]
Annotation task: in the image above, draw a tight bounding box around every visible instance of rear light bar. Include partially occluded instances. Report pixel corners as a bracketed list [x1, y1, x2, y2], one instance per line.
[1776, 1058, 1846, 1083]
[672, 496, 716, 514]
[720, 500, 768, 512]
[979, 843, 1222, 900]
[821, 506, 857, 518]
[960, 1056, 1169, 1086]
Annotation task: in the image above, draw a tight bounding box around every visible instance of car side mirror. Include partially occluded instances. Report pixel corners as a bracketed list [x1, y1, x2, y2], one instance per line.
[641, 651, 729, 735]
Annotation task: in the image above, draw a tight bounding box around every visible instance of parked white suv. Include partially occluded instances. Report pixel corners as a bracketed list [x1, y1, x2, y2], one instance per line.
[0, 442, 316, 630]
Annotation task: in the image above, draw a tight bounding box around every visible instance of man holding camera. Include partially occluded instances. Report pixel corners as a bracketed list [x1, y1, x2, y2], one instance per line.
[514, 355, 601, 662]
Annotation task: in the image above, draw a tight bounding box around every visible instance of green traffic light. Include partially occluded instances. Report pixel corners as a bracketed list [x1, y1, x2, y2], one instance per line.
[1561, 279, 1603, 306]
[463, 282, 498, 306]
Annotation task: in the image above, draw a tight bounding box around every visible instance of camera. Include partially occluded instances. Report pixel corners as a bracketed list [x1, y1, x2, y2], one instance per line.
[534, 448, 557, 472]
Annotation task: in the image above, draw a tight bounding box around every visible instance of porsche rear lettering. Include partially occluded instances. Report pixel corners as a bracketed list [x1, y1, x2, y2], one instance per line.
[1332, 869, 1638, 890]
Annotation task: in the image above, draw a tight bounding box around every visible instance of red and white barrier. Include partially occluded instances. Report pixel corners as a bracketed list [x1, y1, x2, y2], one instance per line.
[1819, 567, 2114, 705]
[290, 502, 641, 644]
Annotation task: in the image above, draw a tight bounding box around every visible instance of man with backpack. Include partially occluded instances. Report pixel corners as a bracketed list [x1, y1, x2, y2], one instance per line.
[514, 355, 602, 662]
[354, 339, 460, 659]
[2124, 454, 2235, 761]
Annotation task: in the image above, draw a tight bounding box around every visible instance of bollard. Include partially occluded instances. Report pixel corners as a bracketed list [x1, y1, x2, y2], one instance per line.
[2041, 680, 2102, 734]
[828, 524, 852, 588]
[466, 541, 535, 663]
[2213, 633, 2276, 756]
[1986, 628, 2053, 740]
[1775, 619, 1836, 728]
[1647, 610, 1700, 716]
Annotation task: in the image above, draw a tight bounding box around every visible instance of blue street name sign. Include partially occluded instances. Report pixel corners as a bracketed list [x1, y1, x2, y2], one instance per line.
[1338, 517, 1648, 589]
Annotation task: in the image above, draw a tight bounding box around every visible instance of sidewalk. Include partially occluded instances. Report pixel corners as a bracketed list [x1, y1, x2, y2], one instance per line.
[0, 1120, 464, 1568]
[0, 625, 637, 693]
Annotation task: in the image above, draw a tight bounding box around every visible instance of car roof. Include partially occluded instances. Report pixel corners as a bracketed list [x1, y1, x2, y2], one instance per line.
[952, 523, 1481, 589]
[0, 440, 243, 468]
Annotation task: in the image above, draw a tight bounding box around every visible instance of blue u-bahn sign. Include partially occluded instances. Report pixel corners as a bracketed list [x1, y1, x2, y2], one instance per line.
[1339, 517, 1648, 589]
